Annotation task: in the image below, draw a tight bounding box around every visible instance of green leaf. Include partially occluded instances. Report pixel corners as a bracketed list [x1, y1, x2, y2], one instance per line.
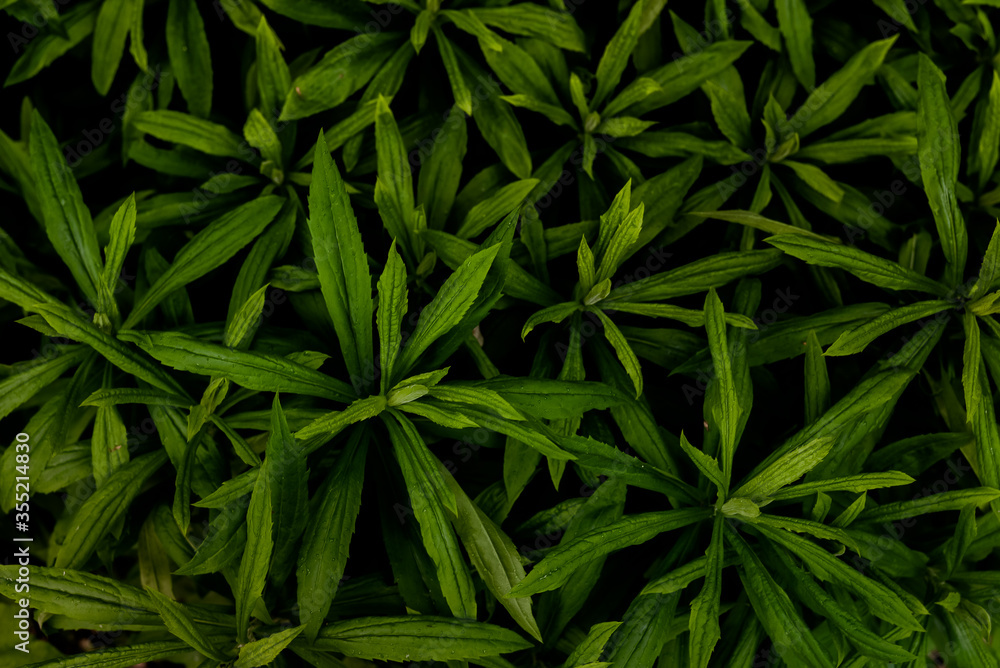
[263, 395, 308, 586]
[309, 130, 374, 388]
[678, 431, 727, 494]
[30, 110, 104, 306]
[456, 178, 538, 240]
[803, 329, 830, 424]
[236, 457, 273, 641]
[130, 110, 245, 158]
[608, 249, 782, 303]
[593, 308, 643, 398]
[91, 0, 132, 94]
[5, 641, 190, 667]
[917, 53, 967, 283]
[310, 615, 533, 660]
[592, 0, 645, 109]
[469, 377, 626, 419]
[769, 471, 915, 500]
[468, 6, 586, 52]
[280, 33, 401, 121]
[687, 210, 833, 242]
[859, 488, 1000, 523]
[558, 435, 700, 502]
[434, 26, 473, 115]
[479, 33, 560, 107]
[733, 436, 833, 501]
[298, 431, 367, 641]
[377, 241, 407, 393]
[776, 0, 814, 90]
[255, 15, 291, 121]
[459, 49, 532, 179]
[0, 347, 88, 422]
[417, 105, 467, 230]
[787, 37, 896, 138]
[825, 300, 953, 357]
[147, 589, 230, 662]
[55, 451, 168, 569]
[754, 522, 922, 631]
[688, 513, 725, 668]
[124, 196, 283, 327]
[509, 508, 710, 596]
[256, 0, 367, 29]
[6, 1, 98, 88]
[705, 288, 740, 475]
[373, 96, 417, 264]
[395, 242, 502, 377]
[235, 626, 305, 668]
[118, 330, 354, 402]
[0, 565, 162, 628]
[384, 410, 475, 618]
[166, 0, 213, 118]
[442, 464, 542, 641]
[727, 529, 835, 668]
[606, 41, 751, 117]
[294, 396, 386, 442]
[972, 70, 1000, 191]
[765, 234, 950, 296]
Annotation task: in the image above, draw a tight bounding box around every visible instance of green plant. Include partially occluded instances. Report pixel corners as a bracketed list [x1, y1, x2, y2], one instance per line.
[4, 1, 1000, 667]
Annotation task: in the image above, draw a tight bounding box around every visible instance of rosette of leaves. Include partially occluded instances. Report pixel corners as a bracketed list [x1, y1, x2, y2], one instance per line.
[504, 285, 996, 668]
[492, 0, 750, 196]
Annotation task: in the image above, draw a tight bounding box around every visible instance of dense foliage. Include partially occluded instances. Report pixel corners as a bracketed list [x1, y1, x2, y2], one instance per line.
[3, 0, 1000, 666]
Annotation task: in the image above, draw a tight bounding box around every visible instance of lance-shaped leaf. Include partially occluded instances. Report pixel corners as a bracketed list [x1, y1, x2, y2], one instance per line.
[384, 410, 475, 618]
[917, 53, 967, 282]
[119, 330, 354, 402]
[593, 308, 643, 398]
[298, 431, 367, 642]
[91, 0, 134, 94]
[469, 377, 627, 419]
[147, 589, 231, 662]
[264, 396, 308, 586]
[55, 450, 168, 569]
[395, 242, 502, 376]
[124, 196, 284, 327]
[97, 193, 137, 322]
[374, 96, 416, 262]
[255, 15, 291, 122]
[0, 346, 88, 422]
[825, 300, 953, 357]
[858, 488, 1000, 524]
[236, 459, 272, 642]
[309, 616, 532, 660]
[10, 641, 192, 667]
[509, 508, 710, 596]
[726, 528, 835, 668]
[130, 110, 244, 157]
[607, 249, 783, 303]
[235, 625, 305, 668]
[769, 471, 914, 500]
[166, 0, 213, 118]
[558, 435, 701, 502]
[733, 437, 833, 502]
[678, 431, 727, 495]
[591, 0, 644, 109]
[788, 37, 896, 138]
[30, 110, 104, 305]
[688, 513, 725, 668]
[971, 221, 1000, 299]
[754, 523, 923, 631]
[705, 288, 740, 475]
[308, 130, 373, 388]
[0, 565, 161, 628]
[441, 462, 542, 641]
[776, 0, 814, 90]
[378, 241, 407, 392]
[766, 235, 949, 296]
[772, 547, 918, 663]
